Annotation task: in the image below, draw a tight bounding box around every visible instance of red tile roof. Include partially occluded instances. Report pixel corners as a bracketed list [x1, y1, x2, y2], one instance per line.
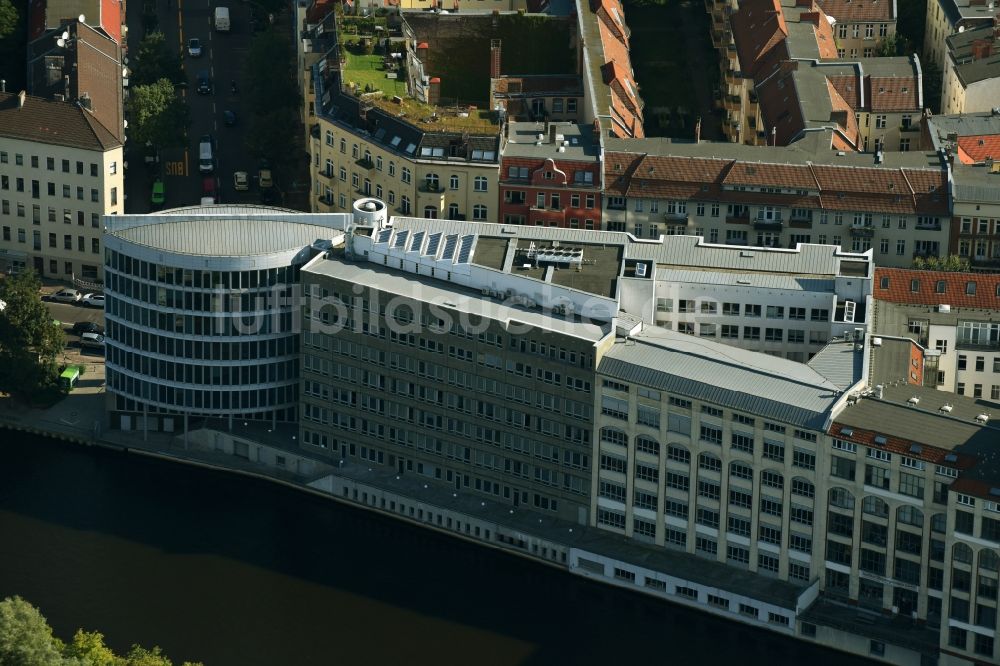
[874, 267, 1000, 308]
[723, 161, 818, 189]
[866, 74, 920, 112]
[730, 0, 790, 79]
[817, 0, 895, 23]
[957, 135, 1000, 164]
[827, 74, 861, 109]
[754, 63, 807, 146]
[828, 422, 977, 470]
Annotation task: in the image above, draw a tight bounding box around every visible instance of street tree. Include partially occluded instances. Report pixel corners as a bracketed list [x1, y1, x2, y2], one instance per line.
[245, 31, 299, 115]
[131, 32, 184, 87]
[0, 0, 18, 39]
[911, 254, 971, 272]
[0, 271, 64, 398]
[246, 106, 300, 169]
[127, 78, 191, 151]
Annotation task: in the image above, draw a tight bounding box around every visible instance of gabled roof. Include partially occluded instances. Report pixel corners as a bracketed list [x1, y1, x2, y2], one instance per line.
[956, 134, 1000, 163]
[28, 0, 122, 44]
[816, 0, 895, 22]
[730, 0, 790, 79]
[874, 267, 1000, 308]
[0, 92, 121, 151]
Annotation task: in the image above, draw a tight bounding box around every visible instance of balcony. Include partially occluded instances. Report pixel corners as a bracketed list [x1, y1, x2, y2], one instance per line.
[850, 225, 874, 237]
[789, 218, 812, 229]
[418, 181, 444, 193]
[723, 94, 740, 111]
[726, 211, 750, 224]
[915, 223, 942, 231]
[355, 157, 374, 170]
[752, 212, 782, 230]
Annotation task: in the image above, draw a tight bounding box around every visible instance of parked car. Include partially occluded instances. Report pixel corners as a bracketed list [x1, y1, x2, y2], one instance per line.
[71, 321, 104, 335]
[233, 171, 249, 191]
[79, 332, 105, 351]
[188, 37, 202, 57]
[51, 288, 82, 303]
[82, 293, 105, 308]
[258, 168, 273, 189]
[201, 177, 218, 204]
[151, 178, 165, 207]
[223, 110, 237, 126]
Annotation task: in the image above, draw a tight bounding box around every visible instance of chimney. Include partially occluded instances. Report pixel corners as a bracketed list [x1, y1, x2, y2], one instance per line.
[592, 118, 601, 140]
[17, 90, 26, 108]
[80, 92, 92, 111]
[492, 8, 499, 26]
[416, 41, 429, 61]
[971, 39, 993, 60]
[543, 118, 549, 135]
[490, 39, 502, 79]
[549, 123, 558, 144]
[428, 77, 441, 105]
[694, 116, 701, 143]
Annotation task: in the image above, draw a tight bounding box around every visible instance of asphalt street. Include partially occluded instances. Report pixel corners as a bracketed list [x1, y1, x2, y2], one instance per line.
[124, 0, 262, 213]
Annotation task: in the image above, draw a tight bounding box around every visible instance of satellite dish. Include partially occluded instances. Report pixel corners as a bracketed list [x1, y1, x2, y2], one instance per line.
[123, 119, 128, 128]
[57, 38, 66, 47]
[78, 14, 86, 22]
[61, 30, 69, 40]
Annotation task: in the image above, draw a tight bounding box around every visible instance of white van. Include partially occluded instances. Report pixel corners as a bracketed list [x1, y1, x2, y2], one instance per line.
[199, 137, 214, 173]
[214, 7, 230, 32]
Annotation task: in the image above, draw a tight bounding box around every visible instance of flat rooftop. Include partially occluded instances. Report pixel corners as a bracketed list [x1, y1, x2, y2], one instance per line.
[503, 121, 601, 161]
[303, 248, 613, 342]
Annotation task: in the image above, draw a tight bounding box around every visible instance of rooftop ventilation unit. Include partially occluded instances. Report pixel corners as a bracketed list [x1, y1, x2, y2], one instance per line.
[975, 413, 990, 425]
[524, 242, 584, 265]
[940, 404, 953, 413]
[907, 395, 920, 406]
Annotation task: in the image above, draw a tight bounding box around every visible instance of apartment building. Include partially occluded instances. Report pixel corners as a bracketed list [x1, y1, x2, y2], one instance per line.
[942, 21, 1000, 115]
[0, 91, 123, 281]
[724, 0, 920, 150]
[924, 0, 996, 77]
[28, 0, 124, 46]
[602, 137, 951, 267]
[498, 122, 603, 228]
[818, 0, 897, 57]
[873, 267, 1000, 402]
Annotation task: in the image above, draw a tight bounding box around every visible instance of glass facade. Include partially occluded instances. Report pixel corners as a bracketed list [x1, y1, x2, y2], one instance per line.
[103, 248, 301, 424]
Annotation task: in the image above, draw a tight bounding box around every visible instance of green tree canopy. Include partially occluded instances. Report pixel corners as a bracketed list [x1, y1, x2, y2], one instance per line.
[126, 78, 191, 151]
[911, 254, 971, 272]
[0, 271, 64, 397]
[245, 31, 299, 115]
[0, 0, 19, 39]
[0, 596, 66, 666]
[131, 32, 184, 87]
[0, 597, 204, 666]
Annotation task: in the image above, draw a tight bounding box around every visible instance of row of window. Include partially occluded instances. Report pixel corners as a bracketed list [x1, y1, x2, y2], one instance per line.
[0, 153, 116, 177]
[0, 177, 115, 205]
[0, 201, 104, 227]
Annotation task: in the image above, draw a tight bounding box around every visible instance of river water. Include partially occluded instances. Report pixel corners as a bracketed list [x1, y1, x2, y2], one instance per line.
[0, 432, 873, 666]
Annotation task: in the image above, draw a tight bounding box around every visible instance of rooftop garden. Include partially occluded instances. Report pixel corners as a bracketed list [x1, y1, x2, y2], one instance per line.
[341, 48, 407, 98]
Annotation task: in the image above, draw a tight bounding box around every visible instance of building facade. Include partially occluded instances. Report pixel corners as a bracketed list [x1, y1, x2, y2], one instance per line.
[102, 204, 352, 431]
[498, 122, 603, 228]
[923, 0, 996, 78]
[819, 0, 897, 58]
[603, 140, 951, 268]
[941, 22, 1000, 116]
[0, 92, 123, 281]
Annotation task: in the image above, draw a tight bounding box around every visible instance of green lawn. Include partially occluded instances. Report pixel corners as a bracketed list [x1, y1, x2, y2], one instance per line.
[342, 51, 408, 97]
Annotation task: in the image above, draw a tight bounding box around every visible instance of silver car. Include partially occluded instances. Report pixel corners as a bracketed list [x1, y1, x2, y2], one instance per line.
[51, 288, 82, 303]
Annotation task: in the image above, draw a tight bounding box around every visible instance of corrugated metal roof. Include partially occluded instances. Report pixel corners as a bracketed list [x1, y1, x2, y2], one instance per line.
[661, 268, 836, 292]
[806, 341, 865, 390]
[110, 218, 341, 256]
[600, 327, 844, 429]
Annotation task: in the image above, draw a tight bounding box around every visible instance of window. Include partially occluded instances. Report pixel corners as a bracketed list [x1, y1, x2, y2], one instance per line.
[472, 204, 487, 221]
[473, 176, 487, 192]
[898, 472, 924, 499]
[831, 456, 856, 481]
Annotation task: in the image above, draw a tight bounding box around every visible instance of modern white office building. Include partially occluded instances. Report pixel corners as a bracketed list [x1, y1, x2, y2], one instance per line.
[102, 204, 351, 431]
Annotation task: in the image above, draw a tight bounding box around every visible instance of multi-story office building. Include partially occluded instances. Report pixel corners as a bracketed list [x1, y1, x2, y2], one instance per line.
[941, 22, 1000, 115]
[818, 0, 897, 58]
[0, 91, 123, 281]
[102, 204, 352, 432]
[873, 266, 1000, 401]
[923, 0, 996, 77]
[498, 122, 603, 228]
[602, 137, 952, 266]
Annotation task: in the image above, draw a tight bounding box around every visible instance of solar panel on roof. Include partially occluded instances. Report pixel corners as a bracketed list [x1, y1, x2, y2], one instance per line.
[409, 231, 424, 252]
[393, 230, 409, 249]
[442, 234, 458, 259]
[425, 232, 442, 256]
[456, 235, 475, 263]
[376, 228, 393, 243]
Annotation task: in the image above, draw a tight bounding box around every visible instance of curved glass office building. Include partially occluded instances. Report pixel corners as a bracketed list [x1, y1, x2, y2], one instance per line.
[103, 204, 349, 432]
